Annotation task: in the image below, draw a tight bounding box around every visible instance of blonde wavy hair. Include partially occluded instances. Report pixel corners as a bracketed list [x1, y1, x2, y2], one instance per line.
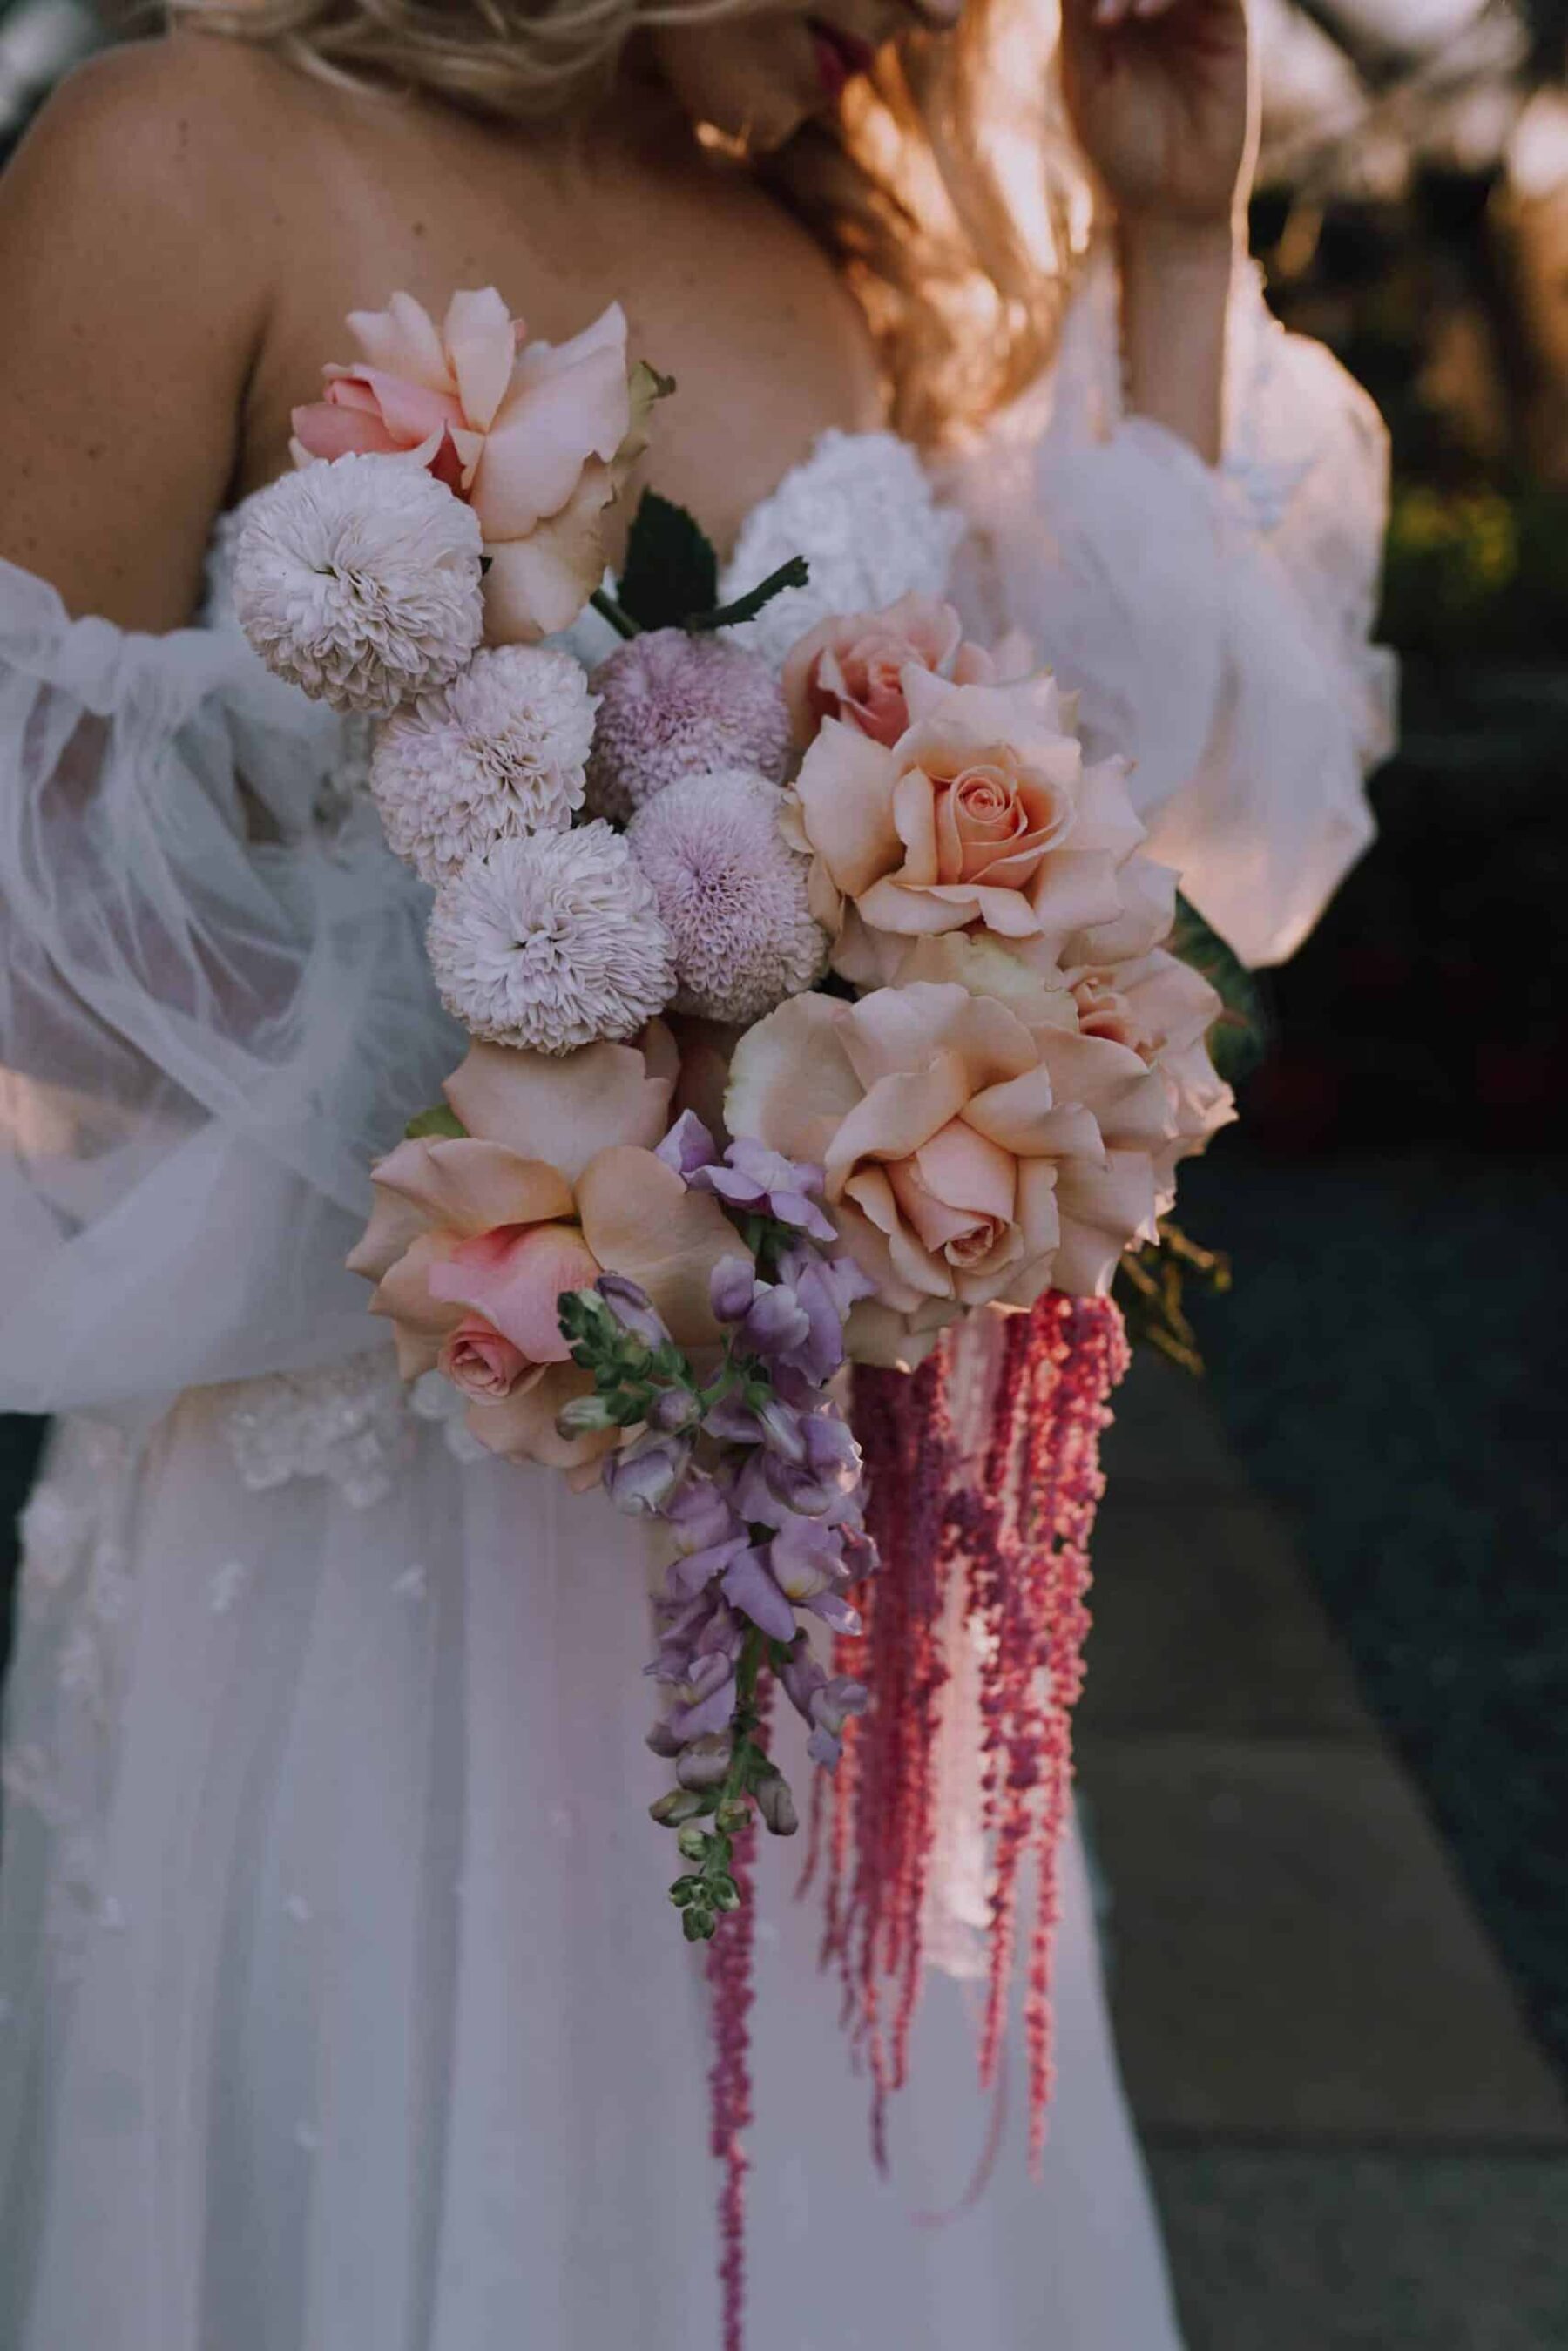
[174, 0, 1087, 443]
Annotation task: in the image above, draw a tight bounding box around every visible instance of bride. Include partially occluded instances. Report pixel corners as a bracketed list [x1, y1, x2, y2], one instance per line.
[0, 0, 1390, 2342]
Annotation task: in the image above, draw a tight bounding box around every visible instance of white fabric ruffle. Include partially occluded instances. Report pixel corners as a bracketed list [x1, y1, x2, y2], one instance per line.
[947, 247, 1396, 968]
[0, 552, 462, 1415]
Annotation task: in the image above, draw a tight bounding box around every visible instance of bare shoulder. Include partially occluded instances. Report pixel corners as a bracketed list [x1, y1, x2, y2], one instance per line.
[0, 32, 321, 621]
[7, 30, 316, 222]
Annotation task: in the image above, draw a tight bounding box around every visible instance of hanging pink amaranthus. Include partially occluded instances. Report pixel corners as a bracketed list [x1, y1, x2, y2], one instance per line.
[828, 1292, 1129, 2171]
[706, 1690, 768, 2351]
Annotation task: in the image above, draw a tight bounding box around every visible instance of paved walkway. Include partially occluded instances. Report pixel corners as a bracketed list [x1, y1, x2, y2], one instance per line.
[1078, 1355, 1568, 2349]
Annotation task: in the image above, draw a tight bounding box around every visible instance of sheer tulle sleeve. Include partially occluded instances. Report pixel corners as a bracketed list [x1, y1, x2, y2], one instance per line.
[0, 550, 461, 1414]
[948, 247, 1397, 968]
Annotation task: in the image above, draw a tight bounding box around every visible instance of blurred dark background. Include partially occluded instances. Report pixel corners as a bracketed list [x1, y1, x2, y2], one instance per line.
[1206, 0, 1568, 2091]
[1, 5, 1565, 2340]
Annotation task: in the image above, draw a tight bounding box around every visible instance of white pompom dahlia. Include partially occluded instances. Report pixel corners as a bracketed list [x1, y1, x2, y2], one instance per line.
[369, 646, 597, 883]
[426, 822, 676, 1055]
[233, 456, 484, 715]
[627, 769, 828, 1026]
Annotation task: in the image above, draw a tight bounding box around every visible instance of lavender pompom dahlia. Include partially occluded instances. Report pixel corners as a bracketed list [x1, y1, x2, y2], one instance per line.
[626, 769, 829, 1026]
[369, 645, 596, 883]
[425, 821, 675, 1054]
[233, 455, 484, 714]
[584, 630, 793, 824]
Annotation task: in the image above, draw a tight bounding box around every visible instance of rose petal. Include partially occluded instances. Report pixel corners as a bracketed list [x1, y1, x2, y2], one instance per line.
[346, 293, 453, 393]
[463, 1361, 615, 1469]
[367, 1231, 466, 1374]
[347, 1177, 434, 1284]
[839, 984, 1036, 1093]
[1051, 1150, 1160, 1295]
[347, 367, 465, 451]
[367, 1136, 576, 1237]
[794, 721, 902, 902]
[1033, 1029, 1173, 1150]
[443, 1030, 676, 1182]
[443, 287, 518, 434]
[576, 1147, 742, 1349]
[824, 1057, 970, 1190]
[844, 1295, 956, 1368]
[912, 1117, 1017, 1226]
[470, 303, 630, 540]
[289, 402, 402, 463]
[481, 463, 618, 644]
[724, 995, 862, 1170]
[428, 1221, 598, 1361]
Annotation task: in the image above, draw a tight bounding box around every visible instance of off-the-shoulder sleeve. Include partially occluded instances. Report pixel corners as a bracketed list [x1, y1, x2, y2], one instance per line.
[0, 555, 459, 1414]
[947, 248, 1396, 968]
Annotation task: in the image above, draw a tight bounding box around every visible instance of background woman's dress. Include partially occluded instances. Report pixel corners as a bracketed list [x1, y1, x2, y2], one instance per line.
[0, 254, 1391, 2349]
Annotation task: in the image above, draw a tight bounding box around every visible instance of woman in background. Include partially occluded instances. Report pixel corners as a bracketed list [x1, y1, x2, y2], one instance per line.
[0, 0, 1391, 2341]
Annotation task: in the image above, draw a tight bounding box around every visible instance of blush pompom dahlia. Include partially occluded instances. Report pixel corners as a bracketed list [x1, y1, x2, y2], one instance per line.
[369, 645, 597, 883]
[233, 455, 484, 714]
[585, 630, 793, 825]
[425, 821, 676, 1055]
[627, 769, 828, 1027]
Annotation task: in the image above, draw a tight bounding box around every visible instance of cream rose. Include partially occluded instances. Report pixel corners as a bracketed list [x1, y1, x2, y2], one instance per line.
[292, 289, 647, 645]
[348, 1025, 738, 1465]
[789, 666, 1149, 987]
[726, 981, 1179, 1367]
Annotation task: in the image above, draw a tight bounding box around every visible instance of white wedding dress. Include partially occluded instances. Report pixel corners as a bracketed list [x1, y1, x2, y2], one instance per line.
[0, 253, 1392, 2351]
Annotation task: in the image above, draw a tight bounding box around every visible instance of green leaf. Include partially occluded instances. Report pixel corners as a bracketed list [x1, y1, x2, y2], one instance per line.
[1167, 892, 1270, 1084]
[404, 1102, 466, 1140]
[617, 490, 720, 633]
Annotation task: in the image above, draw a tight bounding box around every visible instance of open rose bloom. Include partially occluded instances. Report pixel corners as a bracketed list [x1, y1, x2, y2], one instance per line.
[292, 288, 644, 643]
[347, 1025, 740, 1466]
[725, 976, 1230, 1368]
[788, 664, 1158, 990]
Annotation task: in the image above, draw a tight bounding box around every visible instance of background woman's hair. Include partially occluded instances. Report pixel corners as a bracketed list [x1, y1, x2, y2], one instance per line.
[169, 0, 1089, 443]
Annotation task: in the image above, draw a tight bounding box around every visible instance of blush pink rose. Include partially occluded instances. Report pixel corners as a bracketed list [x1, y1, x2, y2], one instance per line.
[781, 593, 1003, 752]
[348, 1024, 740, 1467]
[789, 665, 1150, 988]
[725, 980, 1179, 1367]
[292, 289, 645, 644]
[438, 1317, 532, 1402]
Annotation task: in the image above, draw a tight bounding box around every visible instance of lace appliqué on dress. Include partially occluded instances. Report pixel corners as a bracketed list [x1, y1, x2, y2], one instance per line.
[221, 1349, 483, 1509]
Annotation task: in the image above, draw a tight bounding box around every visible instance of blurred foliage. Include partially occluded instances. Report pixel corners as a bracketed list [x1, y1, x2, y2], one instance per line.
[1381, 479, 1568, 662]
[1114, 1220, 1233, 1377]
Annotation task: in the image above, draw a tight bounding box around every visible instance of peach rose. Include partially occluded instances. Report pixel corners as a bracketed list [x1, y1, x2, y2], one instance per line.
[292, 290, 648, 644]
[1065, 949, 1236, 1201]
[781, 593, 1004, 752]
[348, 1025, 739, 1466]
[726, 981, 1179, 1367]
[788, 666, 1149, 988]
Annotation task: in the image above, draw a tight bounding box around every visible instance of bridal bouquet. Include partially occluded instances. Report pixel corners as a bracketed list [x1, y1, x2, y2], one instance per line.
[235, 285, 1235, 2341]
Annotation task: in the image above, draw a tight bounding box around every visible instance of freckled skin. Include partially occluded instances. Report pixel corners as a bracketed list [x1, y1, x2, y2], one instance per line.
[0, 3, 1248, 630]
[0, 32, 883, 630]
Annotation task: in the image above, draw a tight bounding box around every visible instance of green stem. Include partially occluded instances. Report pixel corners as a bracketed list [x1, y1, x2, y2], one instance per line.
[685, 557, 809, 634]
[591, 586, 642, 641]
[710, 1626, 767, 1837]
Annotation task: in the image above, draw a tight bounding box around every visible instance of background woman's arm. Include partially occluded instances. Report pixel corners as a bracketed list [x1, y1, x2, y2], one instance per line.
[1059, 0, 1257, 465]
